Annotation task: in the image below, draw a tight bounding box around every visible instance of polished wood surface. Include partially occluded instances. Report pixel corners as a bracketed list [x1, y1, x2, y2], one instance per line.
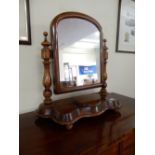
[41, 32, 52, 104]
[37, 93, 120, 129]
[20, 93, 135, 155]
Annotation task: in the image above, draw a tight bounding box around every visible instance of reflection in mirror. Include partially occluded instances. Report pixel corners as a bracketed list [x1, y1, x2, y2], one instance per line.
[58, 18, 100, 88]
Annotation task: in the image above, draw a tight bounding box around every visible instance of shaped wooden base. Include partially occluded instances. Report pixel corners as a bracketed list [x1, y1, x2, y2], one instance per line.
[37, 93, 120, 129]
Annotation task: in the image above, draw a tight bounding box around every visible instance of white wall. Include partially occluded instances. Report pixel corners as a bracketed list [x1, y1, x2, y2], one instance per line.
[19, 0, 135, 114]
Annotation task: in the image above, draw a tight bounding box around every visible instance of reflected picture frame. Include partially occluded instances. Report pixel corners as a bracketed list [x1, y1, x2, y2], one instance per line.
[19, 0, 31, 45]
[116, 0, 135, 53]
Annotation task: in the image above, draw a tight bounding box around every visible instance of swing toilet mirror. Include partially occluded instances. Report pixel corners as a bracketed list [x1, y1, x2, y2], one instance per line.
[50, 12, 107, 94]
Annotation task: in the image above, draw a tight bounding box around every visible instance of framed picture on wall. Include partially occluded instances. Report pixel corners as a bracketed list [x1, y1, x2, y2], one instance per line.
[19, 0, 31, 45]
[116, 0, 135, 53]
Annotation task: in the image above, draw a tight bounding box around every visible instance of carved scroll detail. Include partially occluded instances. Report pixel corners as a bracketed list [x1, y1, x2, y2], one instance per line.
[41, 32, 52, 104]
[100, 39, 108, 98]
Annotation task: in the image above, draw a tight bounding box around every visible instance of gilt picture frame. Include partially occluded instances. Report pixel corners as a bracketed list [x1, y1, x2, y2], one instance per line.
[19, 0, 31, 45]
[116, 0, 135, 53]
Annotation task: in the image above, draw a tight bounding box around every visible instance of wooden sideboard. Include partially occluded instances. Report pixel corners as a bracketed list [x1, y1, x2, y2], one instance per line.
[19, 93, 135, 155]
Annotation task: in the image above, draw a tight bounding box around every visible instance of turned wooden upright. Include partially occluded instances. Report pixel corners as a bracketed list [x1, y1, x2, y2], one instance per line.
[41, 32, 52, 105]
[100, 39, 108, 98]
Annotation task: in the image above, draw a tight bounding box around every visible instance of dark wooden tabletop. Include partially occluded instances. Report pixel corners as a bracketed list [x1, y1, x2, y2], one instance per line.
[19, 93, 135, 155]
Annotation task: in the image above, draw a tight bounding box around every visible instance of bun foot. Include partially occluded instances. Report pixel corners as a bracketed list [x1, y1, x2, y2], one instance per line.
[66, 124, 73, 130]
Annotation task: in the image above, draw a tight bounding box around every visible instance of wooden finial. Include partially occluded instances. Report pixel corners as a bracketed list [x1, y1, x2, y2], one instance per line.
[41, 32, 50, 47]
[103, 39, 108, 50]
[43, 31, 48, 37]
[103, 39, 107, 42]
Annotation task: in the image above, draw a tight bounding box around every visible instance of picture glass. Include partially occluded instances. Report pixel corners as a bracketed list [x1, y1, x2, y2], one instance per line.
[117, 0, 135, 52]
[19, 0, 31, 45]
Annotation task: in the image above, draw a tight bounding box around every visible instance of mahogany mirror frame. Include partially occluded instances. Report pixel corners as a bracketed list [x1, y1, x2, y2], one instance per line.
[50, 12, 108, 94]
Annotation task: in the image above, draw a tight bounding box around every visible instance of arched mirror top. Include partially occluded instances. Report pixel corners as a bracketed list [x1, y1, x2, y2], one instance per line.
[50, 12, 107, 94]
[50, 12, 103, 32]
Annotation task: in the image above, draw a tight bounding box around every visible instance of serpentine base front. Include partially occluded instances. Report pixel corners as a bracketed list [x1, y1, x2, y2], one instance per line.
[37, 93, 120, 129]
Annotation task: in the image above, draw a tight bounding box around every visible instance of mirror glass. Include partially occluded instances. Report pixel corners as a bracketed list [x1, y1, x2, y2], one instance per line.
[57, 18, 100, 87]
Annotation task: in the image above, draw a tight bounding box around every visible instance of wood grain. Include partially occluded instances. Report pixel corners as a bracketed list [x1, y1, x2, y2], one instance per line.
[20, 93, 135, 155]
